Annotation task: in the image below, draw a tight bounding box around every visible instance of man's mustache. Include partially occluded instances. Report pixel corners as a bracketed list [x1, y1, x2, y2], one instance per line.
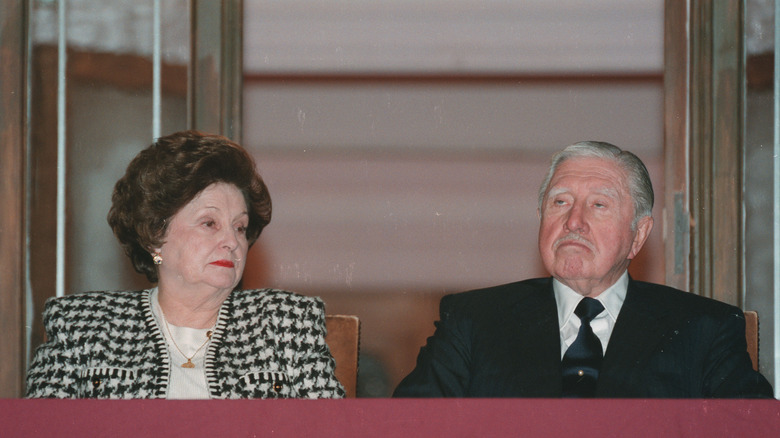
[553, 233, 595, 251]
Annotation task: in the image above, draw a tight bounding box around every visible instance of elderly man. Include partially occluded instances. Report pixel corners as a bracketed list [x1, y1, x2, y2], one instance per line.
[393, 141, 773, 398]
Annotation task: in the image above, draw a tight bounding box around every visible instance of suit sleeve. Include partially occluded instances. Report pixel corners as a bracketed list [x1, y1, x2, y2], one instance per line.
[393, 294, 473, 397]
[25, 298, 82, 398]
[703, 310, 773, 398]
[290, 297, 346, 399]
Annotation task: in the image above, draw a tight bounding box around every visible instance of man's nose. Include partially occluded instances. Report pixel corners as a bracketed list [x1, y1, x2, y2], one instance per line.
[564, 203, 588, 233]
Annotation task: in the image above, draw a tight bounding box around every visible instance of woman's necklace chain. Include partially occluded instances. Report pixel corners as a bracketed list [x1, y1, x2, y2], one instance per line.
[160, 308, 214, 369]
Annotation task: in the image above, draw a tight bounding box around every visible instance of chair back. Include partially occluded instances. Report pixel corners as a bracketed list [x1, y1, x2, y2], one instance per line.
[744, 310, 759, 372]
[325, 315, 360, 398]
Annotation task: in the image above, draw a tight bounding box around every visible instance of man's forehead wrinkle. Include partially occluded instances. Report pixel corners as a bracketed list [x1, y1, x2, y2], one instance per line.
[546, 184, 622, 199]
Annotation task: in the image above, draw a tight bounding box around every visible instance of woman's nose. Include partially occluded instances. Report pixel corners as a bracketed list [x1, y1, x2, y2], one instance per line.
[221, 227, 239, 250]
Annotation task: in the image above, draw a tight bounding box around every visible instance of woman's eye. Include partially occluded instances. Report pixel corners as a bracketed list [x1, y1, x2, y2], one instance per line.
[236, 225, 247, 234]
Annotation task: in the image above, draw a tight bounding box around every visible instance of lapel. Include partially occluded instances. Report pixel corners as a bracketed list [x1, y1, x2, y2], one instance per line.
[138, 290, 172, 398]
[504, 278, 562, 396]
[204, 290, 234, 398]
[596, 279, 674, 396]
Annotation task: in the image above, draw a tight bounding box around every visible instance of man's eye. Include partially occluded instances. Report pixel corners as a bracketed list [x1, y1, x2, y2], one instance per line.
[203, 220, 216, 227]
[236, 225, 247, 234]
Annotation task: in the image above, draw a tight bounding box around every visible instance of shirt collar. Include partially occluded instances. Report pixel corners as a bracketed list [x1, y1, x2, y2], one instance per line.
[553, 271, 629, 329]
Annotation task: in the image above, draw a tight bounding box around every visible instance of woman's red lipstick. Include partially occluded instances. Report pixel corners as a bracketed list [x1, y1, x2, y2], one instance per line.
[210, 260, 235, 268]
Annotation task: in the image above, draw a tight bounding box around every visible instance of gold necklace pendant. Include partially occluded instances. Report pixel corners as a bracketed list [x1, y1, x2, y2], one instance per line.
[160, 306, 214, 370]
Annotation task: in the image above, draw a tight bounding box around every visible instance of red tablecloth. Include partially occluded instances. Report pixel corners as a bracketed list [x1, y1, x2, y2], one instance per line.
[2, 398, 778, 437]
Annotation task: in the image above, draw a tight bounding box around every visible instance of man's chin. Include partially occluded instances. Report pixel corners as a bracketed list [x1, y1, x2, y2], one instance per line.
[552, 260, 591, 281]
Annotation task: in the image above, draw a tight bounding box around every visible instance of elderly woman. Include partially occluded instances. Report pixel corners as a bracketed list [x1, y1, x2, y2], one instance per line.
[26, 130, 345, 399]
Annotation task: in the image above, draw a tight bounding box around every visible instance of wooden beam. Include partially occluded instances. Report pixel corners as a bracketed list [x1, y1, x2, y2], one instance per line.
[36, 45, 188, 96]
[0, 0, 28, 398]
[663, 0, 691, 291]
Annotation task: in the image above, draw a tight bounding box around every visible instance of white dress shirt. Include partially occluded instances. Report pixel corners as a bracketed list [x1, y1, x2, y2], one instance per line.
[554, 271, 629, 359]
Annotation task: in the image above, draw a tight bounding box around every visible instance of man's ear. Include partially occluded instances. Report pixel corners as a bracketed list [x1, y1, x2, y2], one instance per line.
[627, 216, 653, 260]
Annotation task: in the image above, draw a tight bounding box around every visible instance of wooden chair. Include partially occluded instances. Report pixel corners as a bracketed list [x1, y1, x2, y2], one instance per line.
[744, 310, 759, 372]
[324, 315, 360, 398]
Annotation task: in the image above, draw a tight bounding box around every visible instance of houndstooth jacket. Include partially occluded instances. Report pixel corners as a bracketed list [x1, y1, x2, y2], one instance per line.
[25, 288, 345, 399]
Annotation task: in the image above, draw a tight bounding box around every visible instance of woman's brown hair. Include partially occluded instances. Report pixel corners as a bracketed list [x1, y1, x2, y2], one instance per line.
[108, 130, 272, 282]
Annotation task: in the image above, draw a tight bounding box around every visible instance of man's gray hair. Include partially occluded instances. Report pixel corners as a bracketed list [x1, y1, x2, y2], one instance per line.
[537, 141, 654, 227]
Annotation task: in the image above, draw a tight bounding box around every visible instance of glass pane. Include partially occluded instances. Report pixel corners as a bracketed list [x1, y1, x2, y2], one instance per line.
[26, 0, 190, 362]
[243, 0, 665, 396]
[744, 0, 778, 393]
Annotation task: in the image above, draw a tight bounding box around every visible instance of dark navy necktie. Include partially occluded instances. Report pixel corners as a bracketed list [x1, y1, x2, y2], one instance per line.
[561, 297, 605, 398]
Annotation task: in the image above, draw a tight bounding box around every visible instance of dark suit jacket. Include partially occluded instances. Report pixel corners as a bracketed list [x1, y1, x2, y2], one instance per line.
[393, 278, 773, 398]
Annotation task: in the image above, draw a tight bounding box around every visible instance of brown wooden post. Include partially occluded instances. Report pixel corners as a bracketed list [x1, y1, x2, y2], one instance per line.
[0, 0, 29, 398]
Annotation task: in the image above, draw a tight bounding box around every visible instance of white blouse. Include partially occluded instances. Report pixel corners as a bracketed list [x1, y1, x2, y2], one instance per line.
[150, 288, 213, 399]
